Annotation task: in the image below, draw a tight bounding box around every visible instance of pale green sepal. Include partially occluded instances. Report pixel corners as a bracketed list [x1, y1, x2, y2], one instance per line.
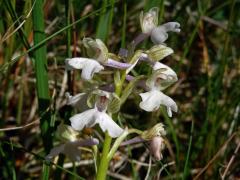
[146, 45, 173, 62]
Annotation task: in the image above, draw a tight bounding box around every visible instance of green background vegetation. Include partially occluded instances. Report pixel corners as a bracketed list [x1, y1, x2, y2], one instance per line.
[0, 0, 239, 179]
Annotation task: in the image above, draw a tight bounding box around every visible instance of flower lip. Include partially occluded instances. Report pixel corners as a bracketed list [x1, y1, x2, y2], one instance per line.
[151, 22, 181, 44]
[65, 57, 104, 80]
[70, 108, 124, 138]
[139, 89, 177, 117]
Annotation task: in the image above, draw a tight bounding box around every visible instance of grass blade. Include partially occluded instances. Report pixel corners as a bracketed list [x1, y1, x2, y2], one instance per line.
[32, 0, 52, 153]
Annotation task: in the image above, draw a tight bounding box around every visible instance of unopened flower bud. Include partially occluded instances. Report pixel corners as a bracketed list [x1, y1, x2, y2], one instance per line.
[149, 136, 165, 160]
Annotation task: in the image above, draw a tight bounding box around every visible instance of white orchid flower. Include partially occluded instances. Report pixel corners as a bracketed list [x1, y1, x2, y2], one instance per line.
[83, 37, 131, 69]
[149, 136, 165, 160]
[139, 62, 178, 117]
[65, 57, 104, 80]
[65, 38, 132, 80]
[139, 89, 177, 117]
[139, 8, 181, 44]
[70, 90, 124, 138]
[46, 124, 99, 161]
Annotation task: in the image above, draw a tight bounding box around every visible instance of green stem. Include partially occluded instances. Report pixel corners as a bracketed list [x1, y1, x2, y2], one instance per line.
[96, 132, 112, 180]
[108, 130, 128, 160]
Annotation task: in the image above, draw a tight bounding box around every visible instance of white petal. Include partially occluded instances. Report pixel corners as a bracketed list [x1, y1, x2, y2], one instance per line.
[158, 90, 177, 116]
[139, 90, 177, 117]
[65, 57, 104, 80]
[95, 111, 124, 138]
[140, 90, 162, 111]
[81, 59, 104, 80]
[151, 27, 168, 44]
[160, 22, 181, 32]
[70, 109, 97, 131]
[150, 22, 180, 44]
[167, 107, 173, 117]
[65, 58, 86, 70]
[46, 144, 65, 160]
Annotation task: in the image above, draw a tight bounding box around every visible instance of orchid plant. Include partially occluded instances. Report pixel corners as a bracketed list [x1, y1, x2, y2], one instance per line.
[47, 7, 181, 179]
